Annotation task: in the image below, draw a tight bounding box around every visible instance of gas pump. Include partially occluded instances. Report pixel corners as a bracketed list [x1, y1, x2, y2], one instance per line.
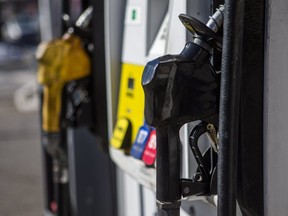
[110, 0, 148, 152]
[109, 0, 169, 173]
[107, 1, 169, 215]
[142, 5, 224, 215]
[37, 6, 93, 216]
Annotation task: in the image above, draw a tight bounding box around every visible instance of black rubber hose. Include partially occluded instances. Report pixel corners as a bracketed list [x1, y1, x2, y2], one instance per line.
[218, 0, 245, 215]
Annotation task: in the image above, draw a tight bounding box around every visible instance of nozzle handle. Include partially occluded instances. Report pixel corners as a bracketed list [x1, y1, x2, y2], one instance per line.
[42, 84, 63, 133]
[156, 124, 181, 214]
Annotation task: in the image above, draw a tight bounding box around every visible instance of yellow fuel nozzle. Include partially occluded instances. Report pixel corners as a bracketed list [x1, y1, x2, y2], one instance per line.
[36, 34, 91, 133]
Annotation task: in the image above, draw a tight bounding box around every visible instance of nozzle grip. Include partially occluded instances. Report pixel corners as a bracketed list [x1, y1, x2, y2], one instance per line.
[42, 84, 63, 133]
[156, 125, 181, 207]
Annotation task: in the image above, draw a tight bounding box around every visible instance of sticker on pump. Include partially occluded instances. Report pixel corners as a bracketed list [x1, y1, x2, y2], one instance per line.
[125, 6, 142, 25]
[130, 125, 151, 159]
[142, 129, 156, 166]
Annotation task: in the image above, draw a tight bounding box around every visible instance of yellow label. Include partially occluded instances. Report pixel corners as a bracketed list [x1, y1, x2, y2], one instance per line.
[111, 118, 130, 149]
[111, 63, 145, 149]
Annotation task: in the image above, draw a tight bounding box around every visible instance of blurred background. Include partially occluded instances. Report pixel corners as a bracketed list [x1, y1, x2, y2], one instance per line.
[0, 0, 43, 215]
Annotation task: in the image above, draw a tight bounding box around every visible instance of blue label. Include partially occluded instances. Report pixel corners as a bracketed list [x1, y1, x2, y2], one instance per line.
[130, 125, 151, 159]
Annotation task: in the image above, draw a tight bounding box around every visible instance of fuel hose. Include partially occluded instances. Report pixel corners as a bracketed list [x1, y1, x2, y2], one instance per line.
[217, 0, 245, 215]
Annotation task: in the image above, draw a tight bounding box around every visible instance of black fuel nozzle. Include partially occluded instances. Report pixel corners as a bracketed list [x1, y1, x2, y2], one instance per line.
[142, 40, 219, 216]
[142, 42, 219, 128]
[142, 6, 224, 215]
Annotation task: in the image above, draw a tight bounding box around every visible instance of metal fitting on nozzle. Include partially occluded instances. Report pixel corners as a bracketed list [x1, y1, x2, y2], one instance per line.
[76, 6, 93, 29]
[179, 5, 225, 51]
[62, 6, 93, 36]
[206, 5, 225, 33]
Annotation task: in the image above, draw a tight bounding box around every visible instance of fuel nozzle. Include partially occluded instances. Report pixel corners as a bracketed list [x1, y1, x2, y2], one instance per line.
[142, 6, 224, 216]
[37, 8, 93, 216]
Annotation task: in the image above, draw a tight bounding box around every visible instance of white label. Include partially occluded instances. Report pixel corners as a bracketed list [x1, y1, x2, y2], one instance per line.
[136, 130, 148, 144]
[147, 134, 156, 150]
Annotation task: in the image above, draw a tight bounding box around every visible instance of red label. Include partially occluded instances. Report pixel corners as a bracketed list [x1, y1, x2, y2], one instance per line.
[142, 129, 156, 166]
[50, 200, 58, 213]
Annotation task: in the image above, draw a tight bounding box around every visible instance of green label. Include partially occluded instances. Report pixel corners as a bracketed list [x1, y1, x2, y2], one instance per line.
[131, 9, 137, 20]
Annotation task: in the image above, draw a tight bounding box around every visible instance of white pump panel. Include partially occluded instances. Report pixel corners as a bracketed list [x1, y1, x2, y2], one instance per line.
[122, 0, 148, 65]
[166, 0, 187, 54]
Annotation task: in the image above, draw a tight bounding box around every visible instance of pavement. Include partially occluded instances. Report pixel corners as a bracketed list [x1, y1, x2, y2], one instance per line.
[0, 69, 44, 216]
